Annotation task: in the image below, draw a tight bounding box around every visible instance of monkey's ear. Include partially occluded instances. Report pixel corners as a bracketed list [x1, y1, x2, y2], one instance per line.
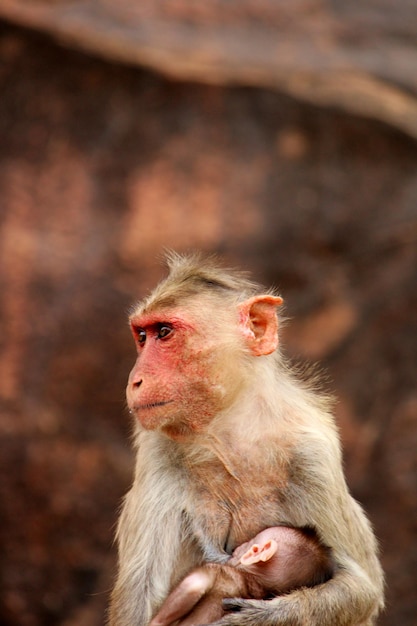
[238, 295, 283, 356]
[239, 539, 278, 566]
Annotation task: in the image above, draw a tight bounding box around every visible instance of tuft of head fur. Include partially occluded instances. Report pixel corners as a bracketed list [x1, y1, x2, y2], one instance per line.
[136, 251, 280, 315]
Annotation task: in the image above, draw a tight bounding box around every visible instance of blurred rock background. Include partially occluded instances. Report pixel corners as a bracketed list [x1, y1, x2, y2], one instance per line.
[0, 2, 416, 625]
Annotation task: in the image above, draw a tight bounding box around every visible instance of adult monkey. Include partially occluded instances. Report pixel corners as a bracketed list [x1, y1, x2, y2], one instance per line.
[109, 252, 384, 626]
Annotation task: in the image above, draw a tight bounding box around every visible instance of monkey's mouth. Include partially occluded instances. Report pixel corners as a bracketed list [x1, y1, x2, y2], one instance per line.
[133, 401, 172, 410]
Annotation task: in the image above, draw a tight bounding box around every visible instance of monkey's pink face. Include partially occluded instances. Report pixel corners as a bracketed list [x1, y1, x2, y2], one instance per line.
[127, 307, 236, 441]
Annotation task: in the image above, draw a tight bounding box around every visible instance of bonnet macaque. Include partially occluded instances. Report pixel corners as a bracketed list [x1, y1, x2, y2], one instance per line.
[109, 252, 384, 626]
[150, 526, 334, 626]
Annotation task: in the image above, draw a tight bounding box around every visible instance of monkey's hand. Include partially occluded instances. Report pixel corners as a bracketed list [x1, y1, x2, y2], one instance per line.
[209, 596, 306, 626]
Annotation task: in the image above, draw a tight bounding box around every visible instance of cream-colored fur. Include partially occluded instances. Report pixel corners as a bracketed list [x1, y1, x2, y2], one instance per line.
[108, 254, 384, 626]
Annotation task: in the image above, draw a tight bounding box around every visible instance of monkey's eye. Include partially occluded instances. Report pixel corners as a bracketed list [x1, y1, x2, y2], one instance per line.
[157, 324, 173, 340]
[136, 328, 147, 345]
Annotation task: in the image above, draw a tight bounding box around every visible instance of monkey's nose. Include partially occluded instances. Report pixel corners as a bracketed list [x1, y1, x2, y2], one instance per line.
[133, 379, 143, 388]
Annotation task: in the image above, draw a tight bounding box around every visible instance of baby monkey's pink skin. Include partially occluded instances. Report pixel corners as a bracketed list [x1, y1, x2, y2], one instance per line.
[150, 526, 334, 626]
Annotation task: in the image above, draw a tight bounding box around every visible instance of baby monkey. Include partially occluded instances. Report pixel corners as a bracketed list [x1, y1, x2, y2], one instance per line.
[150, 526, 334, 626]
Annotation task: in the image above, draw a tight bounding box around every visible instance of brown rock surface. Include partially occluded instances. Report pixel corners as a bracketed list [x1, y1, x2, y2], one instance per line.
[0, 16, 416, 626]
[0, 0, 417, 138]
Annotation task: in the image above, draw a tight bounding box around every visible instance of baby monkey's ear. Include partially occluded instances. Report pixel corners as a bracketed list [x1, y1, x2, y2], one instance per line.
[239, 538, 279, 565]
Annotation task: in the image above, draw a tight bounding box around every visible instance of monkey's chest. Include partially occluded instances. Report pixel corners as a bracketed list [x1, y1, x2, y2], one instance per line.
[188, 460, 288, 555]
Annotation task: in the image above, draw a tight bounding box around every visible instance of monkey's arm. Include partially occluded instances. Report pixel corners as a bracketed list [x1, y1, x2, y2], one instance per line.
[213, 449, 383, 626]
[108, 433, 190, 626]
[211, 542, 381, 626]
[217, 557, 379, 626]
[149, 567, 217, 626]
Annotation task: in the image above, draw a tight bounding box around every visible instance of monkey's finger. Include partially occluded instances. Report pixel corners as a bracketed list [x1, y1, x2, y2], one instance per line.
[211, 600, 270, 626]
[222, 597, 249, 612]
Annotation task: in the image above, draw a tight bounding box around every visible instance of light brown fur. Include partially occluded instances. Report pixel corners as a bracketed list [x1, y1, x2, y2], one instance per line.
[108, 252, 384, 626]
